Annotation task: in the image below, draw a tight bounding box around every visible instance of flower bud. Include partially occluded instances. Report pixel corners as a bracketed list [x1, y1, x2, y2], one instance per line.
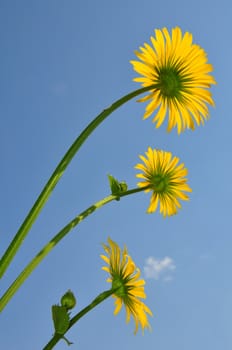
[60, 290, 76, 310]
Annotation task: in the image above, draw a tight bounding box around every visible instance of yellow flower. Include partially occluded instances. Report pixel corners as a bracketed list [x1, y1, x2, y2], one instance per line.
[135, 147, 192, 216]
[101, 237, 153, 334]
[130, 27, 216, 133]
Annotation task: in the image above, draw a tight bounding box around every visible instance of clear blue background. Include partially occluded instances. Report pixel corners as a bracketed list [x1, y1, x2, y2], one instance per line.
[0, 1, 230, 349]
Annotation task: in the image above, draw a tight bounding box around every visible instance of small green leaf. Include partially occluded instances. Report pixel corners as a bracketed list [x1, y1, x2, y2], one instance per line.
[52, 305, 70, 335]
[108, 174, 121, 194]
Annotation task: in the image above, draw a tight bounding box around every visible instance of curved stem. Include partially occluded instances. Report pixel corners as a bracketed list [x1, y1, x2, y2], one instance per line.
[43, 289, 115, 350]
[0, 85, 155, 279]
[0, 186, 149, 312]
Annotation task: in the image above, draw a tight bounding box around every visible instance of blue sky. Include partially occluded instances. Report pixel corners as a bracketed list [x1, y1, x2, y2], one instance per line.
[0, 0, 231, 349]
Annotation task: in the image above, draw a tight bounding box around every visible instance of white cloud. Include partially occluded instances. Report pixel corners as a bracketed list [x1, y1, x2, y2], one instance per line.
[144, 256, 176, 281]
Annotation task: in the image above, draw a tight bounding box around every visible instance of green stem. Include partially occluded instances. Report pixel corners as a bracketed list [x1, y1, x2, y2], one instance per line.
[0, 186, 149, 312]
[0, 85, 155, 279]
[43, 289, 116, 350]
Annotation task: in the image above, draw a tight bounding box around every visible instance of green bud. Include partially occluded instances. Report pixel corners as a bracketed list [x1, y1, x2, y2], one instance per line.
[108, 174, 128, 199]
[60, 290, 76, 310]
[119, 181, 128, 192]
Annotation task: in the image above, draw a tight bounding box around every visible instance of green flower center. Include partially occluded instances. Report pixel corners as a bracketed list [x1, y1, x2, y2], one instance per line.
[151, 174, 169, 193]
[112, 277, 126, 297]
[157, 67, 182, 98]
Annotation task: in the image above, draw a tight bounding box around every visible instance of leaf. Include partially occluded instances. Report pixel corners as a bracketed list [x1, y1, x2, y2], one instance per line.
[52, 305, 70, 335]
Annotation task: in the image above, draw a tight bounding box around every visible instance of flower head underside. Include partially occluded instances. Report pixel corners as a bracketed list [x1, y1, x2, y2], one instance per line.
[135, 147, 192, 216]
[101, 237, 152, 334]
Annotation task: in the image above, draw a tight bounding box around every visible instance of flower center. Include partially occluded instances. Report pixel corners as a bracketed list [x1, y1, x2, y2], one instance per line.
[112, 277, 126, 297]
[151, 174, 168, 193]
[157, 67, 182, 98]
